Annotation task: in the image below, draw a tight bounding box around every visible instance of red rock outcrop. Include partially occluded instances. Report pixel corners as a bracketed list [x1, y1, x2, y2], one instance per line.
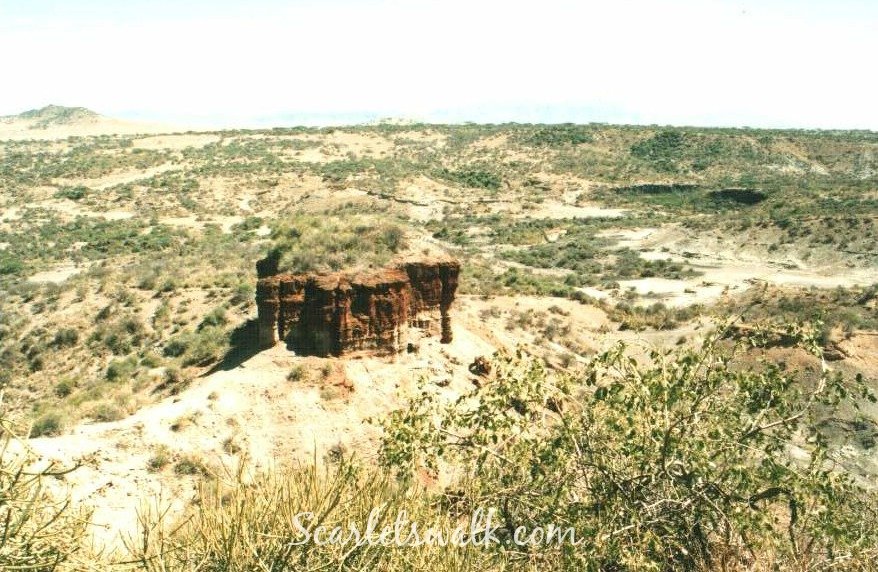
[256, 258, 460, 356]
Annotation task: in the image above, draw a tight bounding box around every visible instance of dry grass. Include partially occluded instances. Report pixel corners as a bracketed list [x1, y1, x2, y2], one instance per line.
[126, 462, 507, 571]
[0, 396, 90, 570]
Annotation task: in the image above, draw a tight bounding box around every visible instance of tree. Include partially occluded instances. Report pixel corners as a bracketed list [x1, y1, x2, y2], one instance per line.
[380, 323, 878, 570]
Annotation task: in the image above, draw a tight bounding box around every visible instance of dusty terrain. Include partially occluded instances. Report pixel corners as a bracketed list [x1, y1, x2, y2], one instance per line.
[1, 107, 876, 552]
[0, 105, 180, 141]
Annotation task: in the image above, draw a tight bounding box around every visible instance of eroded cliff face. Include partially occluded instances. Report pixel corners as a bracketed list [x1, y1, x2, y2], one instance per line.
[255, 258, 460, 356]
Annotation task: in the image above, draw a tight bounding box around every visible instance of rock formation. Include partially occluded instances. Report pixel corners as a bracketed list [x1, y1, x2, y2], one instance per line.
[255, 257, 460, 356]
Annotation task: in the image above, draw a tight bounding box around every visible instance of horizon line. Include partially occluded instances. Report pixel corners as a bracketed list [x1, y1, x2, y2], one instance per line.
[7, 103, 878, 134]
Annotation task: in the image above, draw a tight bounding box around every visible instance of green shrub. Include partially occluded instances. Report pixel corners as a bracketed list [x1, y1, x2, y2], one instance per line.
[54, 185, 88, 201]
[140, 351, 162, 368]
[608, 301, 701, 331]
[0, 254, 23, 276]
[174, 455, 209, 476]
[630, 129, 687, 160]
[147, 446, 171, 472]
[380, 325, 878, 569]
[519, 124, 593, 147]
[164, 326, 228, 367]
[235, 216, 264, 232]
[30, 412, 63, 437]
[88, 401, 124, 422]
[287, 365, 306, 382]
[52, 327, 79, 348]
[379, 224, 405, 252]
[54, 379, 75, 398]
[436, 167, 502, 190]
[230, 282, 252, 306]
[198, 307, 227, 330]
[163, 336, 189, 358]
[94, 316, 147, 355]
[106, 357, 137, 382]
[181, 327, 228, 367]
[269, 214, 407, 274]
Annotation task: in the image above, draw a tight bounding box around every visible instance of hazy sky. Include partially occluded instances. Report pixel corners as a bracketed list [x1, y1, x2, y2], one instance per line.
[1, 0, 876, 129]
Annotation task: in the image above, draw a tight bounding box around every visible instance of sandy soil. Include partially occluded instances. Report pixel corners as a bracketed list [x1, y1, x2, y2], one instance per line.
[515, 201, 625, 219]
[1, 206, 23, 221]
[391, 130, 448, 146]
[469, 134, 510, 151]
[27, 263, 85, 284]
[838, 332, 878, 374]
[29, 289, 672, 553]
[393, 177, 462, 221]
[131, 134, 220, 150]
[37, 199, 136, 222]
[159, 214, 245, 233]
[52, 164, 182, 191]
[0, 116, 181, 141]
[288, 132, 395, 163]
[29, 315, 498, 553]
[8, 114, 877, 563]
[592, 224, 875, 307]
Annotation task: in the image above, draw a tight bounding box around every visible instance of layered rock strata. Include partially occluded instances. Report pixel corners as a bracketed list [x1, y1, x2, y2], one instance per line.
[256, 258, 460, 356]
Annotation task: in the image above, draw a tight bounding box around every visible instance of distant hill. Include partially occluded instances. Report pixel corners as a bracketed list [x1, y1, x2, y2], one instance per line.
[14, 104, 101, 127]
[0, 105, 179, 141]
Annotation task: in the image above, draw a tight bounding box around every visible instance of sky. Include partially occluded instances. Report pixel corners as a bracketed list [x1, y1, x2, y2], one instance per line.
[0, 0, 876, 129]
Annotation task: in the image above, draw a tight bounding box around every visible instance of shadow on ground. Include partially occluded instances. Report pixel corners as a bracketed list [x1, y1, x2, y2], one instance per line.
[203, 319, 262, 375]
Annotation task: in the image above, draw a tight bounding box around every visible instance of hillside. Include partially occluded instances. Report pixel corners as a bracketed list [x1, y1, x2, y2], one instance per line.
[0, 115, 876, 566]
[0, 104, 178, 140]
[13, 105, 101, 126]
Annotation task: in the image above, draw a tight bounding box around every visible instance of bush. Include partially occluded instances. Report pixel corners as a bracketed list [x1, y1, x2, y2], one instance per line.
[173, 455, 209, 476]
[163, 327, 228, 367]
[0, 254, 23, 276]
[106, 357, 137, 382]
[287, 365, 306, 382]
[52, 327, 79, 348]
[198, 306, 228, 330]
[230, 282, 252, 306]
[608, 301, 701, 331]
[140, 351, 162, 368]
[94, 316, 147, 355]
[54, 185, 88, 200]
[631, 129, 687, 161]
[163, 336, 189, 358]
[269, 214, 408, 274]
[436, 167, 502, 190]
[54, 379, 75, 398]
[147, 446, 171, 472]
[181, 327, 228, 367]
[379, 224, 405, 253]
[88, 401, 125, 422]
[380, 325, 878, 569]
[233, 216, 263, 232]
[30, 412, 63, 437]
[519, 124, 593, 147]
